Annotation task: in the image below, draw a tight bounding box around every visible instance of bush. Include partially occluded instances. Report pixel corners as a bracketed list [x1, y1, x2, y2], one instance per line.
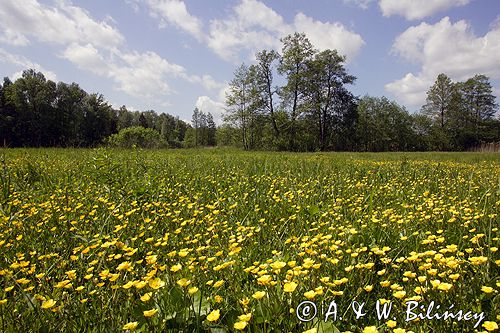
[106, 126, 163, 148]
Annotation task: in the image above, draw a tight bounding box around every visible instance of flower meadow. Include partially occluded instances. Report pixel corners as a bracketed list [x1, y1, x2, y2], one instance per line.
[0, 149, 498, 333]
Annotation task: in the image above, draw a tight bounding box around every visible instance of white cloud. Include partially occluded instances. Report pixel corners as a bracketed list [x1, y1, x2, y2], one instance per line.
[343, 0, 374, 10]
[195, 96, 225, 124]
[110, 50, 184, 97]
[385, 17, 500, 107]
[137, 0, 204, 40]
[0, 0, 124, 49]
[379, 0, 470, 20]
[0, 48, 57, 81]
[385, 73, 431, 107]
[294, 13, 365, 61]
[187, 74, 225, 91]
[62, 43, 109, 76]
[61, 42, 222, 103]
[0, 28, 30, 46]
[207, 0, 364, 62]
[136, 0, 364, 63]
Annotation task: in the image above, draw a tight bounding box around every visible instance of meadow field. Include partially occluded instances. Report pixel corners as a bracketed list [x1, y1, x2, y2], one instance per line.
[0, 148, 498, 333]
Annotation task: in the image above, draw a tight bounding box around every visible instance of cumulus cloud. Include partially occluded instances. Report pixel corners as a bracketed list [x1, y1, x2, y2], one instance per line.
[61, 42, 223, 102]
[293, 13, 365, 61]
[0, 48, 57, 81]
[62, 43, 109, 76]
[379, 0, 470, 20]
[141, 0, 204, 40]
[385, 17, 500, 107]
[0, 0, 124, 49]
[343, 0, 374, 10]
[195, 95, 226, 124]
[137, 0, 364, 62]
[0, 0, 223, 108]
[0, 28, 30, 46]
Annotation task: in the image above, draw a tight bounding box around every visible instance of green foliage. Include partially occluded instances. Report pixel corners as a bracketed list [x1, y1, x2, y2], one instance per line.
[189, 108, 217, 147]
[0, 70, 189, 148]
[0, 148, 498, 332]
[106, 126, 163, 149]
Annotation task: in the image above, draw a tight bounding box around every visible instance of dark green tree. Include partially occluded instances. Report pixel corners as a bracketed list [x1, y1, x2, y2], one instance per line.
[278, 33, 315, 150]
[303, 49, 356, 150]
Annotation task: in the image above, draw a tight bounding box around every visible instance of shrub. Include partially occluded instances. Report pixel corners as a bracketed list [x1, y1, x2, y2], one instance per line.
[106, 126, 162, 148]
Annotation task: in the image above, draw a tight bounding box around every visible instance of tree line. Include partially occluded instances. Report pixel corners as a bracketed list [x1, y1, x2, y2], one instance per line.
[0, 69, 189, 148]
[220, 32, 499, 151]
[1, 33, 499, 151]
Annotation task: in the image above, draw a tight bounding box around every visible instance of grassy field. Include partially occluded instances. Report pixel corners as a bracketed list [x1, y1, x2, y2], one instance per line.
[0, 148, 498, 333]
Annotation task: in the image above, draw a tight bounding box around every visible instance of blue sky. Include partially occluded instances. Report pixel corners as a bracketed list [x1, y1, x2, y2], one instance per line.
[1, 0, 499, 123]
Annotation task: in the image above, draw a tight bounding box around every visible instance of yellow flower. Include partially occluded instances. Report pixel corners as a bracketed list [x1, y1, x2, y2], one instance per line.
[170, 264, 182, 272]
[177, 278, 191, 287]
[386, 320, 397, 328]
[393, 329, 406, 333]
[252, 291, 266, 300]
[65, 270, 77, 280]
[437, 283, 452, 292]
[148, 278, 165, 289]
[483, 321, 498, 331]
[481, 286, 495, 294]
[238, 313, 252, 322]
[207, 309, 220, 322]
[234, 321, 248, 330]
[135, 281, 147, 289]
[363, 326, 378, 333]
[380, 280, 391, 287]
[304, 290, 316, 300]
[284, 281, 298, 293]
[54, 280, 72, 289]
[364, 285, 373, 292]
[41, 299, 56, 309]
[16, 278, 30, 285]
[140, 292, 152, 302]
[117, 261, 133, 271]
[188, 287, 199, 295]
[257, 275, 272, 286]
[122, 321, 138, 330]
[0, 299, 7, 305]
[393, 291, 406, 299]
[122, 281, 137, 289]
[143, 308, 158, 317]
[213, 280, 225, 288]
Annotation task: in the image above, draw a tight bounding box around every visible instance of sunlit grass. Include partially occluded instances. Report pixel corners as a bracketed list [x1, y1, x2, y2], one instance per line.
[0, 148, 498, 332]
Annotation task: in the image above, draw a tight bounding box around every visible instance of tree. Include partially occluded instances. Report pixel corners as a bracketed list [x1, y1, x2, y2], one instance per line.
[192, 107, 202, 146]
[224, 64, 260, 149]
[206, 112, 217, 146]
[278, 33, 315, 150]
[303, 49, 356, 150]
[356, 96, 414, 151]
[138, 112, 148, 128]
[460, 74, 498, 142]
[81, 93, 116, 146]
[255, 50, 281, 138]
[422, 74, 454, 129]
[0, 78, 14, 147]
[117, 105, 133, 131]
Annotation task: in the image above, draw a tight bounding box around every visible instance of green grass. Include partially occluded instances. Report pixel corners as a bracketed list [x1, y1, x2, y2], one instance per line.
[0, 148, 498, 332]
